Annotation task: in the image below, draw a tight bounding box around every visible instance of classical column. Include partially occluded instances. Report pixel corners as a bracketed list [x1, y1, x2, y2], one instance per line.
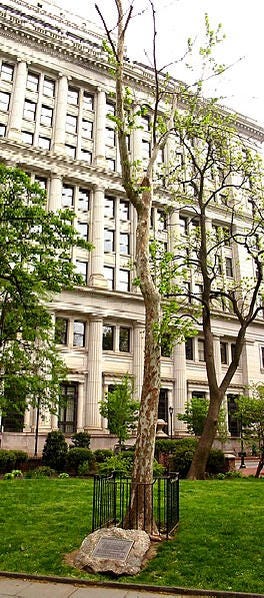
[133, 107, 142, 163]
[23, 407, 31, 432]
[85, 316, 103, 429]
[173, 342, 187, 435]
[8, 60, 27, 142]
[76, 382, 84, 430]
[49, 174, 62, 211]
[95, 88, 106, 166]
[89, 186, 108, 288]
[213, 335, 222, 385]
[169, 207, 179, 252]
[51, 413, 58, 430]
[53, 74, 68, 154]
[133, 322, 145, 400]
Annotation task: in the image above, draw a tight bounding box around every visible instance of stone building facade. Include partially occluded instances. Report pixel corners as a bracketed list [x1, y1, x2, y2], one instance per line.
[0, 0, 264, 454]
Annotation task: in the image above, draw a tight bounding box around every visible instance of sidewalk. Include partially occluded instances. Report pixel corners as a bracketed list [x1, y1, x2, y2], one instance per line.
[0, 573, 263, 598]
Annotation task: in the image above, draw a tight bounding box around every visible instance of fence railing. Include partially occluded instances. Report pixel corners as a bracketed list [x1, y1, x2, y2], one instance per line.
[92, 471, 179, 538]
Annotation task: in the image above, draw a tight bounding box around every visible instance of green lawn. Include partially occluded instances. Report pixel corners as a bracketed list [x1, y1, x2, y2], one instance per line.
[0, 478, 263, 593]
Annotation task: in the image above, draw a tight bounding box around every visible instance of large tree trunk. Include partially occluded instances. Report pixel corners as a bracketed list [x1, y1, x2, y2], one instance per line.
[124, 185, 161, 532]
[188, 390, 223, 479]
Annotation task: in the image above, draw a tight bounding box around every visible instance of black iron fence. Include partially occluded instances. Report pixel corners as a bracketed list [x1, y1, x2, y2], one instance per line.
[92, 471, 179, 538]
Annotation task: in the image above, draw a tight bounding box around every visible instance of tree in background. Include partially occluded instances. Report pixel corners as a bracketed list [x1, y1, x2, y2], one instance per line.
[235, 388, 264, 477]
[178, 396, 228, 444]
[0, 165, 90, 420]
[99, 375, 140, 450]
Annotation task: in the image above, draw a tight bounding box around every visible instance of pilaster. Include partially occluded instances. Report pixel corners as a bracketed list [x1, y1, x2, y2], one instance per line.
[53, 74, 68, 154]
[173, 342, 187, 434]
[8, 60, 27, 142]
[85, 316, 103, 429]
[89, 185, 108, 288]
[95, 88, 106, 166]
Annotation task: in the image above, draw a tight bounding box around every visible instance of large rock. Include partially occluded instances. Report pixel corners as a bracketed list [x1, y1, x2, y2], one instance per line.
[75, 526, 151, 575]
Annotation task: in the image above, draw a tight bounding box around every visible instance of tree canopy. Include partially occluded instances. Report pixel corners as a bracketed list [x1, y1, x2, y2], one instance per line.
[0, 164, 90, 416]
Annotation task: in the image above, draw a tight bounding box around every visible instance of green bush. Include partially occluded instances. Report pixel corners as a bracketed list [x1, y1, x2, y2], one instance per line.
[58, 472, 70, 479]
[206, 449, 225, 474]
[42, 431, 68, 472]
[12, 450, 28, 467]
[70, 432, 91, 448]
[98, 454, 132, 475]
[78, 460, 95, 477]
[3, 472, 15, 480]
[25, 466, 56, 478]
[153, 459, 165, 477]
[66, 447, 95, 475]
[155, 439, 180, 456]
[169, 438, 198, 478]
[93, 449, 113, 463]
[0, 450, 16, 473]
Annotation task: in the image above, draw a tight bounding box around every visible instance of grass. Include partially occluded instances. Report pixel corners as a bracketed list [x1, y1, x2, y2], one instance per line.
[0, 477, 263, 593]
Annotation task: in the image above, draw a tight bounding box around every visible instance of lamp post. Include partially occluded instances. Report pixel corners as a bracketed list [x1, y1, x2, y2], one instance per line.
[168, 406, 174, 440]
[239, 414, 246, 469]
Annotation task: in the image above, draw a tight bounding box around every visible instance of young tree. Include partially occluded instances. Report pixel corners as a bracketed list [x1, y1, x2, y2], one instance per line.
[235, 388, 264, 477]
[96, 0, 189, 532]
[178, 397, 228, 442]
[0, 164, 90, 419]
[166, 84, 264, 479]
[99, 374, 140, 450]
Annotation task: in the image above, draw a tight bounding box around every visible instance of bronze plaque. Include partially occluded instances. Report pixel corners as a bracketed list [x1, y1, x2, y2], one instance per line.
[92, 537, 134, 561]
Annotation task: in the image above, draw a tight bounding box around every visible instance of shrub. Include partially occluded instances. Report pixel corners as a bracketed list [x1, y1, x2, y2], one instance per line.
[12, 450, 28, 467]
[3, 472, 15, 480]
[42, 431, 68, 472]
[98, 454, 132, 475]
[153, 459, 165, 477]
[169, 438, 198, 478]
[58, 472, 70, 479]
[25, 466, 56, 478]
[78, 460, 95, 477]
[70, 432, 91, 448]
[0, 450, 16, 473]
[93, 449, 113, 463]
[155, 439, 180, 456]
[206, 449, 225, 474]
[66, 447, 96, 475]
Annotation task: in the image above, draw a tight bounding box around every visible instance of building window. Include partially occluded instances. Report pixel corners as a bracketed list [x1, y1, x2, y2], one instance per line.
[21, 131, 33, 145]
[0, 91, 10, 111]
[142, 139, 151, 160]
[185, 337, 194, 360]
[83, 92, 94, 110]
[106, 157, 116, 171]
[231, 343, 236, 362]
[80, 149, 92, 163]
[161, 334, 171, 358]
[65, 144, 76, 159]
[120, 200, 129, 220]
[67, 87, 79, 105]
[106, 127, 115, 146]
[81, 119, 93, 139]
[220, 341, 228, 364]
[157, 210, 167, 231]
[23, 100, 36, 121]
[40, 105, 53, 127]
[62, 185, 74, 208]
[35, 176, 47, 190]
[0, 62, 14, 82]
[26, 72, 39, 92]
[0, 124, 6, 137]
[227, 394, 240, 437]
[104, 229, 115, 252]
[225, 257, 233, 278]
[118, 269, 130, 292]
[76, 221, 88, 240]
[38, 136, 50, 150]
[78, 188, 89, 212]
[104, 266, 114, 289]
[120, 233, 129, 255]
[73, 320, 86, 347]
[260, 346, 264, 369]
[158, 388, 168, 422]
[103, 325, 114, 350]
[55, 317, 68, 345]
[179, 216, 188, 236]
[43, 77, 55, 97]
[198, 339, 205, 362]
[76, 260, 88, 283]
[119, 327, 130, 352]
[105, 196, 115, 218]
[66, 113, 77, 134]
[59, 383, 78, 434]
[106, 102, 115, 116]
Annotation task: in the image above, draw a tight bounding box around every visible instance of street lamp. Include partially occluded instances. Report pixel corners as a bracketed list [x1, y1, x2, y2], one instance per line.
[168, 406, 174, 440]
